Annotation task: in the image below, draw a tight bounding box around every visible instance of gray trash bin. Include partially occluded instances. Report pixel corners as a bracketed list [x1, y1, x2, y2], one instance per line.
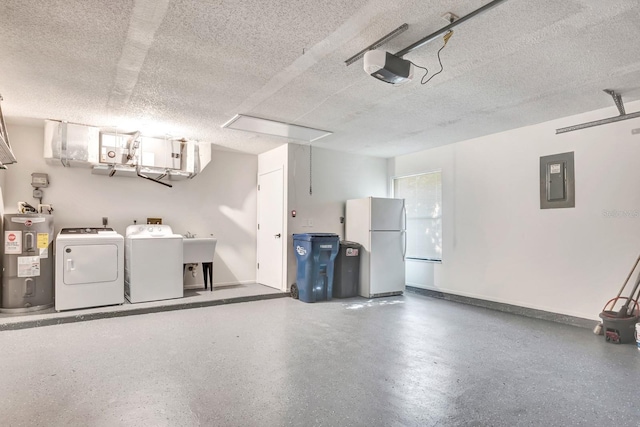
[332, 241, 361, 298]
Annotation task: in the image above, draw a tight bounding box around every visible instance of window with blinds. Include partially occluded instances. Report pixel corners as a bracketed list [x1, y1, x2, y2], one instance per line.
[393, 171, 442, 261]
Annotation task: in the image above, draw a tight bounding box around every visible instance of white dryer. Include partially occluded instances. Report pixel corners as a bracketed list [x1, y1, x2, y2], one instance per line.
[125, 224, 183, 303]
[55, 228, 124, 311]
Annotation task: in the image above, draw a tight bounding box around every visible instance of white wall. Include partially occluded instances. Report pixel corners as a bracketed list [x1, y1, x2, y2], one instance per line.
[286, 143, 387, 288]
[389, 100, 640, 320]
[2, 123, 258, 286]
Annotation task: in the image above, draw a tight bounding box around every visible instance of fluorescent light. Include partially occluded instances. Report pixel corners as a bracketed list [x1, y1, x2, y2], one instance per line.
[222, 114, 332, 142]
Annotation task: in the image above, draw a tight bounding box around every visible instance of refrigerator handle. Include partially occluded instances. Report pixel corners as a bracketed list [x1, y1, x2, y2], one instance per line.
[403, 230, 407, 261]
[402, 200, 407, 260]
[402, 201, 407, 231]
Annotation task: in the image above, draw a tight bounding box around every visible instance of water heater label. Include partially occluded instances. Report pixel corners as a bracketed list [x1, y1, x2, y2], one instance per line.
[37, 233, 49, 258]
[18, 256, 40, 277]
[37, 233, 48, 249]
[4, 231, 22, 254]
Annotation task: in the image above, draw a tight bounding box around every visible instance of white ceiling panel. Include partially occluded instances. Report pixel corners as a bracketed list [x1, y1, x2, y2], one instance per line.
[1, 0, 639, 157]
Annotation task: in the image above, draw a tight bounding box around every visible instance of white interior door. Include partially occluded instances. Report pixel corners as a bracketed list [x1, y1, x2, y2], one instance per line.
[257, 168, 284, 289]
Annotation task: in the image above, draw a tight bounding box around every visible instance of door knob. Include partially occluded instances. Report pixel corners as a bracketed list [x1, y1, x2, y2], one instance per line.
[274, 233, 281, 238]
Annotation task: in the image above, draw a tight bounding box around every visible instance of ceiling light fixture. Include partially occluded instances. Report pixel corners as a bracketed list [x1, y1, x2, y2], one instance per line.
[222, 114, 332, 142]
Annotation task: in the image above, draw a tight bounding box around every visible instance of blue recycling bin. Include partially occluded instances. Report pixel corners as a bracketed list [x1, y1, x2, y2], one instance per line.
[293, 233, 340, 303]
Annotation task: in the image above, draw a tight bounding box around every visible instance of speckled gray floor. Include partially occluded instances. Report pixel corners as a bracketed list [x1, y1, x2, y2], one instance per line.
[0, 283, 285, 331]
[1, 293, 638, 426]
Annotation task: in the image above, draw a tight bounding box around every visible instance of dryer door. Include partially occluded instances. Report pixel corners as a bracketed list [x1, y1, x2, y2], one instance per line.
[63, 244, 119, 285]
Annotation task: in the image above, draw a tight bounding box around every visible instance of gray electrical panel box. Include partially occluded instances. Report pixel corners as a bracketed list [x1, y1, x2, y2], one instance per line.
[540, 152, 574, 209]
[31, 172, 49, 188]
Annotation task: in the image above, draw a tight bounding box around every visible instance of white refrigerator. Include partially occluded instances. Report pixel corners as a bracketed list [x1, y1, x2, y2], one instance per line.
[345, 197, 406, 298]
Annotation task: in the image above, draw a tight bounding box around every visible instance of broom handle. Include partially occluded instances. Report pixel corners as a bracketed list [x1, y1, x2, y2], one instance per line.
[630, 280, 640, 316]
[616, 254, 640, 299]
[605, 254, 640, 311]
[621, 267, 640, 314]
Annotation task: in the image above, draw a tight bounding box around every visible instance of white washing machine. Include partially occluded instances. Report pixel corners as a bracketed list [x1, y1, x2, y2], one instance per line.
[55, 227, 124, 311]
[125, 224, 183, 303]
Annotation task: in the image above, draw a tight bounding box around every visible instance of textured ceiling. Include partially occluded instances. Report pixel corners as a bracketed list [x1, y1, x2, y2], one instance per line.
[1, 0, 640, 158]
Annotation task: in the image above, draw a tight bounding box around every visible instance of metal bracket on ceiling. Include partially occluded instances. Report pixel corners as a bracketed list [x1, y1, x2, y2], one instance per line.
[441, 12, 459, 24]
[556, 89, 640, 134]
[603, 89, 625, 116]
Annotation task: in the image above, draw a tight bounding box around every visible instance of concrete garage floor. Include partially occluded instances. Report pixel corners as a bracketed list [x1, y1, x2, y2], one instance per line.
[1, 293, 638, 426]
[0, 283, 285, 331]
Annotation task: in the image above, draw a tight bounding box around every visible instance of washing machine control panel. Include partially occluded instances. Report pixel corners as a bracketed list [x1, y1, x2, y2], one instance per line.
[61, 227, 115, 234]
[125, 224, 175, 237]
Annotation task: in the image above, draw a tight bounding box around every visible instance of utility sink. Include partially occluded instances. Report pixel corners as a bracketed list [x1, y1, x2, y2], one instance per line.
[183, 237, 217, 263]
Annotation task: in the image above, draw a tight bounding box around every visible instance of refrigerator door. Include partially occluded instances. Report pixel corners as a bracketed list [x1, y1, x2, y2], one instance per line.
[370, 197, 404, 231]
[367, 231, 406, 297]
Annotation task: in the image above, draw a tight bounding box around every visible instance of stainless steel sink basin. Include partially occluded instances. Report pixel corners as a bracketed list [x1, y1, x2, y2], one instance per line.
[183, 237, 217, 263]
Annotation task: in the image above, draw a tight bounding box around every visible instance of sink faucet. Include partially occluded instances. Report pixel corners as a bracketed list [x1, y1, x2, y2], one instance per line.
[185, 231, 196, 238]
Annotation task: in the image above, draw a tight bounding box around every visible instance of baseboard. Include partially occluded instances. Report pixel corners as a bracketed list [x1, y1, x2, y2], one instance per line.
[406, 286, 595, 329]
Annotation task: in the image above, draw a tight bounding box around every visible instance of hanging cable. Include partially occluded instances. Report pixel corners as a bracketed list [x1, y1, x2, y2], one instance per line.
[409, 30, 453, 85]
[309, 144, 313, 195]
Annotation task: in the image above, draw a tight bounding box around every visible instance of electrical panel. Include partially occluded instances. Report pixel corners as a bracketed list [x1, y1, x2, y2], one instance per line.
[540, 152, 575, 209]
[31, 173, 49, 188]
